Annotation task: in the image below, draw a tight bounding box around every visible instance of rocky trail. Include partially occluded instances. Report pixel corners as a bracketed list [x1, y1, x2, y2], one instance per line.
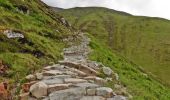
[19, 33, 129, 100]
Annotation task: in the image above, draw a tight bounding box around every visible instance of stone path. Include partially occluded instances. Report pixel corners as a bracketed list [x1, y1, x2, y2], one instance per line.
[19, 33, 128, 100]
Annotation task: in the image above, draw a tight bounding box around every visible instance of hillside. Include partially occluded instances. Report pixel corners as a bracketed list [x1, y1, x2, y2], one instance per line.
[58, 7, 170, 86]
[0, 0, 77, 87]
[0, 0, 170, 99]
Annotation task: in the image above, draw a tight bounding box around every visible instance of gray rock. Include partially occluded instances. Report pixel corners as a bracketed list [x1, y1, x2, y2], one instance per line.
[49, 87, 86, 100]
[43, 75, 72, 80]
[64, 78, 87, 84]
[96, 87, 113, 98]
[87, 88, 96, 96]
[42, 78, 64, 85]
[43, 70, 63, 76]
[48, 83, 71, 94]
[30, 82, 48, 98]
[80, 96, 105, 100]
[102, 67, 113, 76]
[26, 74, 36, 81]
[74, 82, 99, 88]
[36, 73, 43, 80]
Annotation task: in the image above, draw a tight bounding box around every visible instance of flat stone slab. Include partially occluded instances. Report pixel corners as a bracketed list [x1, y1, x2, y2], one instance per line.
[43, 70, 63, 76]
[74, 82, 99, 88]
[64, 78, 87, 84]
[96, 87, 113, 98]
[80, 96, 105, 100]
[41, 78, 64, 85]
[48, 83, 71, 94]
[43, 75, 72, 80]
[49, 87, 86, 100]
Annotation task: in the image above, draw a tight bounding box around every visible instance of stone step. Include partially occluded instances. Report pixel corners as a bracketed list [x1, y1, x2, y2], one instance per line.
[64, 78, 87, 84]
[58, 61, 99, 76]
[80, 96, 106, 100]
[49, 87, 86, 100]
[48, 83, 71, 94]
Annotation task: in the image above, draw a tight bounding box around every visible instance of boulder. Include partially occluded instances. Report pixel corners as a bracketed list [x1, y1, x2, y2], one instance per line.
[96, 87, 113, 98]
[30, 82, 48, 98]
[102, 67, 113, 76]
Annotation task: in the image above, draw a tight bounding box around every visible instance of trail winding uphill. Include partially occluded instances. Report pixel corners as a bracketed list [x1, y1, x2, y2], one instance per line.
[19, 33, 129, 100]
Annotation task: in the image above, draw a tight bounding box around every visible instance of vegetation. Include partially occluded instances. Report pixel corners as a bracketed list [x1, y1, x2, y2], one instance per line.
[0, 0, 75, 82]
[59, 7, 170, 86]
[88, 34, 170, 99]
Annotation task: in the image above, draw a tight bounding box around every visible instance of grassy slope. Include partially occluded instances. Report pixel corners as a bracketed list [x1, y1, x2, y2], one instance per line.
[88, 34, 170, 99]
[57, 7, 170, 99]
[0, 0, 75, 83]
[58, 7, 170, 86]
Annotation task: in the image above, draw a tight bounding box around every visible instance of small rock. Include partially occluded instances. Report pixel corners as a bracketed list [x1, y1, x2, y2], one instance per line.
[64, 78, 87, 84]
[102, 67, 113, 76]
[96, 87, 113, 98]
[30, 82, 48, 98]
[114, 73, 119, 80]
[36, 73, 43, 80]
[87, 88, 96, 96]
[26, 74, 36, 81]
[95, 77, 107, 85]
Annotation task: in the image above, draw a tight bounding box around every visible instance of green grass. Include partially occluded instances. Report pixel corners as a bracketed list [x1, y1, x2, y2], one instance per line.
[0, 0, 75, 83]
[88, 34, 170, 100]
[59, 7, 170, 86]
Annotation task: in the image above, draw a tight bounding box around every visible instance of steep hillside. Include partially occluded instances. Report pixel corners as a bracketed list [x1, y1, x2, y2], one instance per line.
[0, 0, 76, 84]
[58, 7, 170, 86]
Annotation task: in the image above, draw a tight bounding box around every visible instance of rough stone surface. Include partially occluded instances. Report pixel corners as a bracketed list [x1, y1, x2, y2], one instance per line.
[30, 82, 48, 98]
[42, 78, 64, 85]
[36, 73, 43, 80]
[49, 87, 86, 100]
[80, 96, 105, 100]
[96, 87, 113, 98]
[25, 74, 36, 81]
[19, 33, 129, 100]
[102, 67, 113, 76]
[43, 70, 63, 76]
[64, 78, 87, 83]
[74, 82, 99, 88]
[87, 88, 96, 96]
[48, 83, 70, 94]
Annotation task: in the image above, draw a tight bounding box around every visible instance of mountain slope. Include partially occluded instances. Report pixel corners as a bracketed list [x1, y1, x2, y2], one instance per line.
[58, 7, 170, 86]
[0, 0, 76, 83]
